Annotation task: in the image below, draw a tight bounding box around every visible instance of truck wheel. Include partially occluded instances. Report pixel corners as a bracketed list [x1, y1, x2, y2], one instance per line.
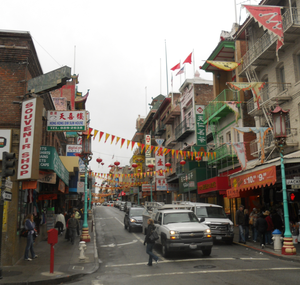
[162, 240, 169, 258]
[202, 249, 211, 256]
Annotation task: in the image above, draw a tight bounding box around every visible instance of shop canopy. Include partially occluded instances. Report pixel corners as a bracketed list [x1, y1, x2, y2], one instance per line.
[227, 165, 276, 198]
[197, 176, 229, 195]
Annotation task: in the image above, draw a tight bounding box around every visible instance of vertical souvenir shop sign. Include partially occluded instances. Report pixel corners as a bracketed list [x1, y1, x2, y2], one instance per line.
[155, 142, 167, 190]
[18, 97, 43, 180]
[195, 105, 206, 148]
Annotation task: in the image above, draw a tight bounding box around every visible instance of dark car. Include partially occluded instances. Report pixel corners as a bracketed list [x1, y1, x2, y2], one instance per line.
[124, 206, 144, 232]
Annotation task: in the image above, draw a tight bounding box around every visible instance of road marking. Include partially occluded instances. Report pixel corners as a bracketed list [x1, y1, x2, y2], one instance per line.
[133, 267, 300, 278]
[114, 217, 124, 226]
[105, 258, 236, 267]
[240, 258, 270, 260]
[100, 240, 138, 248]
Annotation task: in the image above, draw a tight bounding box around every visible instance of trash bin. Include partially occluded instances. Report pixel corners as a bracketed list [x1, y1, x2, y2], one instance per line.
[272, 229, 282, 252]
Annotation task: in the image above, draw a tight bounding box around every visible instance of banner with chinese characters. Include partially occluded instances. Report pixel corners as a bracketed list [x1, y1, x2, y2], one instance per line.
[47, 110, 87, 131]
[195, 105, 206, 148]
[230, 165, 276, 193]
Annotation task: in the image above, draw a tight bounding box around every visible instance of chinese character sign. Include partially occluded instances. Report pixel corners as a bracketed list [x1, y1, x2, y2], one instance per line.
[195, 105, 206, 148]
[155, 148, 165, 179]
[145, 135, 151, 158]
[47, 111, 86, 131]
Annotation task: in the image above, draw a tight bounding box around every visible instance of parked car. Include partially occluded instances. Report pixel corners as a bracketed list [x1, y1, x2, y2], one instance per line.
[102, 202, 107, 206]
[107, 201, 114, 207]
[120, 201, 126, 211]
[115, 200, 121, 208]
[124, 206, 144, 232]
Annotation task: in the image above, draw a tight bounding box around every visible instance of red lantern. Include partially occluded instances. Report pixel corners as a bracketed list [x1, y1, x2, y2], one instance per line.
[165, 162, 171, 168]
[96, 158, 102, 164]
[180, 160, 186, 171]
[101, 162, 104, 166]
[195, 156, 202, 166]
[132, 163, 138, 169]
[148, 164, 155, 169]
[114, 161, 120, 167]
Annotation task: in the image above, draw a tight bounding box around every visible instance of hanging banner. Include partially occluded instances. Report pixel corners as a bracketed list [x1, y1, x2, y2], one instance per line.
[244, 5, 284, 56]
[231, 142, 247, 170]
[206, 61, 241, 71]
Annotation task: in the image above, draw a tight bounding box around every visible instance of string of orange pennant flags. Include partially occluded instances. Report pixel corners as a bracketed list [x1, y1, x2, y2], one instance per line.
[87, 128, 217, 161]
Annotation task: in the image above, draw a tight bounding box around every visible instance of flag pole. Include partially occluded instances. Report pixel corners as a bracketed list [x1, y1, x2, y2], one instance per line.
[193, 49, 195, 77]
[165, 40, 169, 95]
[145, 86, 147, 116]
[180, 60, 182, 86]
[160, 58, 162, 94]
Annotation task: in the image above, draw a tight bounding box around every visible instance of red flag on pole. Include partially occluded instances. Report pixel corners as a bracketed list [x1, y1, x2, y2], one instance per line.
[170, 63, 180, 71]
[183, 52, 192, 64]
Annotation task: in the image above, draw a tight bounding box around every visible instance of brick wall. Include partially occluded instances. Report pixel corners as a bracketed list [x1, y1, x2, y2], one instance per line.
[194, 83, 214, 105]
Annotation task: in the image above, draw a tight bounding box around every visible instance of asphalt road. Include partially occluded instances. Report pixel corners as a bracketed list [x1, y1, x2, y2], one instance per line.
[64, 206, 300, 285]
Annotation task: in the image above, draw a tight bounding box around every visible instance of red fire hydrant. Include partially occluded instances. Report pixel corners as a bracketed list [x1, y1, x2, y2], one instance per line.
[47, 228, 58, 274]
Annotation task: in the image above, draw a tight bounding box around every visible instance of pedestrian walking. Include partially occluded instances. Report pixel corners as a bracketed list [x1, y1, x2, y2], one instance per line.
[249, 208, 258, 242]
[144, 219, 159, 266]
[75, 209, 81, 235]
[55, 211, 66, 235]
[264, 210, 274, 245]
[244, 209, 250, 241]
[255, 213, 268, 249]
[24, 214, 38, 261]
[235, 205, 246, 244]
[68, 213, 79, 245]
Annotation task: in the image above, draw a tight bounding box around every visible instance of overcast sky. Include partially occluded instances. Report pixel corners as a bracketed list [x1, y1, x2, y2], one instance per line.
[1, 0, 258, 176]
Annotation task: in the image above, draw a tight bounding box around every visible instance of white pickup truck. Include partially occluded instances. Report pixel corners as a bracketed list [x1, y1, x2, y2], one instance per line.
[152, 209, 213, 257]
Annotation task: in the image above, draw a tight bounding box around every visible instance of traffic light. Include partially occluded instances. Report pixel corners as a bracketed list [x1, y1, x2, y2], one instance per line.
[287, 191, 300, 202]
[1, 152, 15, 178]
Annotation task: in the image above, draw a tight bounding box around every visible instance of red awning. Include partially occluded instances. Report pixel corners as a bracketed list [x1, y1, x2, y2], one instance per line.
[228, 165, 277, 198]
[198, 176, 229, 195]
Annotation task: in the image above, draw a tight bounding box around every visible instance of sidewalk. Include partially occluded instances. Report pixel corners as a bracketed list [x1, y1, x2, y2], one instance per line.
[0, 216, 98, 285]
[233, 226, 300, 263]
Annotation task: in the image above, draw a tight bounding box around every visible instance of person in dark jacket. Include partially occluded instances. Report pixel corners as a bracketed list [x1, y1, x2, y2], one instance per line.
[68, 213, 79, 245]
[244, 209, 250, 241]
[236, 205, 246, 244]
[255, 213, 268, 249]
[144, 218, 159, 266]
[272, 210, 283, 231]
[264, 210, 274, 245]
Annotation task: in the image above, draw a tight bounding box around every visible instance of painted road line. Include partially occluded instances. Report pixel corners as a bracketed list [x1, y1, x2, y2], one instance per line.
[105, 258, 236, 267]
[240, 258, 270, 260]
[100, 240, 138, 248]
[133, 267, 300, 278]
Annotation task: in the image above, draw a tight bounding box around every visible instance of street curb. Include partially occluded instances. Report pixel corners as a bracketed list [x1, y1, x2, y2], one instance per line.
[234, 241, 300, 264]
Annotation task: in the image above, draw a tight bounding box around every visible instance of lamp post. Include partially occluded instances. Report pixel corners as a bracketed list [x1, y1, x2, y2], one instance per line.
[79, 133, 92, 243]
[271, 105, 296, 255]
[148, 164, 155, 202]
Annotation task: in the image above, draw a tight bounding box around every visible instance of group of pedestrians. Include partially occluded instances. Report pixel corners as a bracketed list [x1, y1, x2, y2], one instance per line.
[236, 205, 283, 248]
[64, 208, 84, 245]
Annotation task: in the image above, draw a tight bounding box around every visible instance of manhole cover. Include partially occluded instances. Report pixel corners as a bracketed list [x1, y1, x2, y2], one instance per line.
[194, 265, 216, 269]
[3, 271, 22, 277]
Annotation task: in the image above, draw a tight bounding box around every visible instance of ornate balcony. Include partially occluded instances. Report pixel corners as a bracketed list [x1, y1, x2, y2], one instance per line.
[163, 105, 181, 125]
[238, 8, 300, 77]
[203, 89, 240, 123]
[207, 143, 237, 165]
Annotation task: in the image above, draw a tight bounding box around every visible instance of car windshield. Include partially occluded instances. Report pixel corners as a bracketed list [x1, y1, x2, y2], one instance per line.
[163, 212, 199, 224]
[196, 207, 227, 218]
[130, 208, 144, 217]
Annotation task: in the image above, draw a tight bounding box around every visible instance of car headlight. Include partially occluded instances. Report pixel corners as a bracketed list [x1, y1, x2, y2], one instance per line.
[130, 218, 137, 223]
[169, 230, 179, 235]
[205, 228, 212, 238]
[206, 229, 211, 234]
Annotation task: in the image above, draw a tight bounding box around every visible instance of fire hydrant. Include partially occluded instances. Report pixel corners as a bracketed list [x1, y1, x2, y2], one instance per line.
[272, 229, 283, 252]
[79, 241, 87, 260]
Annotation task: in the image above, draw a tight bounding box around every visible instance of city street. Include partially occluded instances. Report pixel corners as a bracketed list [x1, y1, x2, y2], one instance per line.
[64, 206, 300, 285]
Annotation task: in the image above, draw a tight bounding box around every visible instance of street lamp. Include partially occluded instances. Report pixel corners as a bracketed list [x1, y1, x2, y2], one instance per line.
[271, 105, 296, 255]
[78, 132, 92, 243]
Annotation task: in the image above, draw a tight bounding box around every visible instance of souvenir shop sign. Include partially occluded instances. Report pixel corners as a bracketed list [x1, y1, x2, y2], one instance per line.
[47, 110, 87, 131]
[39, 146, 69, 186]
[229, 165, 276, 194]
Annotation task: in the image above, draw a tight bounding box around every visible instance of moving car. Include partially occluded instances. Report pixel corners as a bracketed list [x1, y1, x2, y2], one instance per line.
[119, 201, 126, 211]
[124, 206, 144, 232]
